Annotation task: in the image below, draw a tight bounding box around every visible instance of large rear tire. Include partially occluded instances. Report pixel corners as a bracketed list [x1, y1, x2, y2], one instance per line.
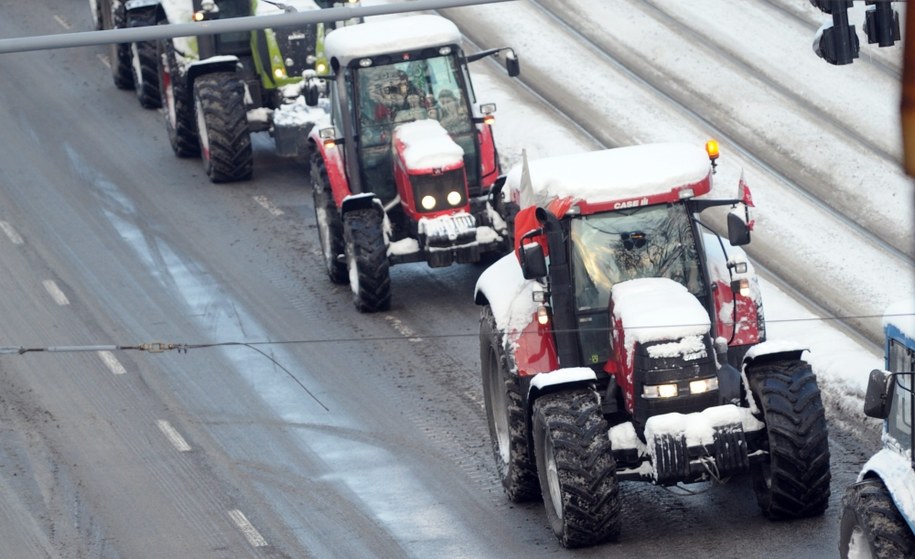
[748, 360, 831, 519]
[343, 208, 391, 313]
[532, 388, 621, 548]
[193, 72, 253, 183]
[129, 10, 161, 109]
[311, 154, 347, 284]
[839, 479, 915, 559]
[158, 37, 199, 158]
[480, 305, 540, 502]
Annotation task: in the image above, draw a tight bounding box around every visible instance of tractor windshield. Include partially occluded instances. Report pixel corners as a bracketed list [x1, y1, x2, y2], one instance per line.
[570, 203, 706, 365]
[352, 54, 478, 202]
[571, 203, 706, 312]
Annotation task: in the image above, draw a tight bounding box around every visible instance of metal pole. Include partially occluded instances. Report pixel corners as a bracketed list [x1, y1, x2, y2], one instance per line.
[0, 0, 517, 54]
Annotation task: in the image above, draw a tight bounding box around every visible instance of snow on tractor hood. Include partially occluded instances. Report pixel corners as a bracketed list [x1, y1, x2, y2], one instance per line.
[506, 143, 712, 213]
[611, 277, 710, 345]
[324, 15, 461, 65]
[393, 120, 464, 172]
[475, 253, 538, 337]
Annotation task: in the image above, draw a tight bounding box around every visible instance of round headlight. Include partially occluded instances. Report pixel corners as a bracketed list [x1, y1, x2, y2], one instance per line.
[421, 195, 437, 210]
[446, 191, 462, 206]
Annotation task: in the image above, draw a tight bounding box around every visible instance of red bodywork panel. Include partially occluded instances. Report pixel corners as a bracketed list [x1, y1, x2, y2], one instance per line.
[309, 131, 352, 208]
[478, 123, 500, 188]
[605, 313, 637, 414]
[513, 313, 560, 378]
[710, 279, 762, 346]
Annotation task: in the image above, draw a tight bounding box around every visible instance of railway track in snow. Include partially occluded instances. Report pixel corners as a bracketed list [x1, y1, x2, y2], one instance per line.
[443, 0, 913, 347]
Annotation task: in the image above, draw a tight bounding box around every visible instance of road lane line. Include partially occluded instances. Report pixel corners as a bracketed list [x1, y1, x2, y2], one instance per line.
[53, 15, 72, 29]
[156, 420, 192, 452]
[98, 351, 126, 375]
[97, 53, 111, 69]
[253, 195, 284, 217]
[227, 509, 268, 547]
[0, 221, 23, 245]
[384, 315, 422, 343]
[42, 280, 70, 306]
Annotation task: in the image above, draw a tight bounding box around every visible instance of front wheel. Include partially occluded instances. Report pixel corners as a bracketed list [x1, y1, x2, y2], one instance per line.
[128, 9, 161, 109]
[532, 388, 621, 548]
[193, 72, 252, 183]
[158, 36, 199, 158]
[748, 360, 831, 519]
[480, 305, 539, 502]
[839, 479, 915, 559]
[110, 4, 132, 89]
[343, 208, 391, 313]
[311, 154, 347, 284]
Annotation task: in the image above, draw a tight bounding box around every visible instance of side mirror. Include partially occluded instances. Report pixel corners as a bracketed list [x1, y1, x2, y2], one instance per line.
[863, 369, 896, 419]
[520, 241, 547, 279]
[727, 212, 750, 246]
[505, 50, 520, 77]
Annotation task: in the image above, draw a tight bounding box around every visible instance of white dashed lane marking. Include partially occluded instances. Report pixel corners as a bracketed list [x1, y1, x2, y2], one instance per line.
[156, 420, 192, 452]
[228, 509, 268, 548]
[42, 280, 70, 306]
[0, 221, 23, 245]
[97, 53, 111, 69]
[253, 195, 284, 217]
[98, 351, 126, 375]
[385, 315, 422, 343]
[53, 15, 71, 29]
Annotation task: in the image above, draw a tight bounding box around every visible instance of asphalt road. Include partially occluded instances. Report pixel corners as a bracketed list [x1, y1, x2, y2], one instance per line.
[0, 2, 885, 557]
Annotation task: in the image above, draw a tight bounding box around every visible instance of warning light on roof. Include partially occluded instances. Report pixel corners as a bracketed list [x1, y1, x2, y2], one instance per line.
[705, 139, 720, 161]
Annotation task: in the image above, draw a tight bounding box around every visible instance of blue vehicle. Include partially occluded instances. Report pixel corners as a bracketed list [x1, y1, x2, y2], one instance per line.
[839, 300, 915, 558]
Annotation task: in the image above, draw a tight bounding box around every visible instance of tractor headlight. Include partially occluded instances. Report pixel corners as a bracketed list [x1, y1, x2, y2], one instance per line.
[421, 195, 437, 210]
[274, 68, 286, 80]
[689, 378, 719, 395]
[644, 384, 679, 399]
[446, 191, 462, 206]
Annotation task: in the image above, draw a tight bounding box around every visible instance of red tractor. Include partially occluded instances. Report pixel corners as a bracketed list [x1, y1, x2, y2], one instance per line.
[306, 14, 519, 312]
[475, 142, 831, 547]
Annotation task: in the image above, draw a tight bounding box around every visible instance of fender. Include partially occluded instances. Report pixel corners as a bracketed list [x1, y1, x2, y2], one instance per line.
[186, 55, 240, 84]
[742, 339, 808, 369]
[124, 0, 160, 11]
[528, 367, 597, 398]
[858, 448, 915, 534]
[308, 134, 352, 209]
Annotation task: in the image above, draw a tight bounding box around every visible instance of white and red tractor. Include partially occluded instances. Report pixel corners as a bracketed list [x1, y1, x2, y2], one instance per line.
[306, 14, 519, 312]
[474, 142, 832, 548]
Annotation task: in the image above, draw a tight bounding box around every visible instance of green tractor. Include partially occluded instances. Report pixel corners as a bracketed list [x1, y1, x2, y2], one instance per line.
[154, 0, 353, 182]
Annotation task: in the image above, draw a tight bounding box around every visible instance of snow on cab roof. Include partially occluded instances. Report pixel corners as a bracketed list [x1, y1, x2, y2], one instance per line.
[324, 15, 462, 65]
[506, 143, 711, 207]
[884, 299, 915, 344]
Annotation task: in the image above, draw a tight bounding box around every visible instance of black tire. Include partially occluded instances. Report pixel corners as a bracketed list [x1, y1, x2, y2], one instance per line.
[158, 37, 199, 158]
[110, 4, 133, 90]
[532, 389, 621, 548]
[193, 73, 253, 183]
[839, 479, 915, 559]
[748, 360, 831, 519]
[129, 10, 161, 109]
[311, 154, 347, 284]
[480, 305, 540, 502]
[343, 208, 391, 313]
